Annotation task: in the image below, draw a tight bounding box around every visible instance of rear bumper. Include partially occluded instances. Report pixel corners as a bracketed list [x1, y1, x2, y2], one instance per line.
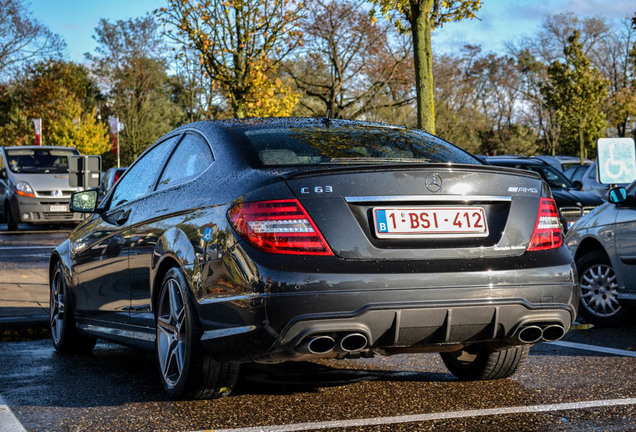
[195, 254, 578, 363]
[11, 195, 84, 224]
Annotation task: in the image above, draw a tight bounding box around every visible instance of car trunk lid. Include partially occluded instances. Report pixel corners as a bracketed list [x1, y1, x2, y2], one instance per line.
[283, 164, 548, 260]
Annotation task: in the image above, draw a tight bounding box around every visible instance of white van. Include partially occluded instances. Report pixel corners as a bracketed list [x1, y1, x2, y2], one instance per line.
[0, 146, 85, 230]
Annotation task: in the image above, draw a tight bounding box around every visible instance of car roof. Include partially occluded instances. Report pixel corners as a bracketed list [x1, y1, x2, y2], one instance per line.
[2, 145, 79, 152]
[212, 117, 403, 130]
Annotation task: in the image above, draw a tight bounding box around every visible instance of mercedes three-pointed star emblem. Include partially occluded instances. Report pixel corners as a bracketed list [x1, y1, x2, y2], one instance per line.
[425, 173, 443, 193]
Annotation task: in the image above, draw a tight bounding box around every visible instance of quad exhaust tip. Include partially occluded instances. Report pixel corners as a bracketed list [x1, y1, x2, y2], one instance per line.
[517, 324, 566, 344]
[541, 324, 566, 342]
[305, 336, 336, 354]
[300, 332, 369, 355]
[339, 333, 368, 352]
[518, 325, 543, 344]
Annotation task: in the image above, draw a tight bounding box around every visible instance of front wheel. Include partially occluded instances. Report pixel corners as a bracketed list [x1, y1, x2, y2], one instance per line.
[576, 250, 628, 327]
[155, 267, 239, 400]
[6, 203, 17, 231]
[50, 261, 96, 353]
[441, 345, 530, 380]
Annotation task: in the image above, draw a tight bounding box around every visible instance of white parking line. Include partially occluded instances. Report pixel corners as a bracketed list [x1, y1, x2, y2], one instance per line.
[0, 395, 27, 432]
[203, 398, 636, 432]
[547, 341, 636, 357]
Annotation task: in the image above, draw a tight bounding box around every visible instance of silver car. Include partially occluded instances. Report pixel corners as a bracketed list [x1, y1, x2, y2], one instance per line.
[576, 161, 629, 201]
[565, 184, 636, 326]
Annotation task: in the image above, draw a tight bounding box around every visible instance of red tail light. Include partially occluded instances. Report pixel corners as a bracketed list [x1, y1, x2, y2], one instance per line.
[527, 198, 562, 251]
[228, 199, 333, 255]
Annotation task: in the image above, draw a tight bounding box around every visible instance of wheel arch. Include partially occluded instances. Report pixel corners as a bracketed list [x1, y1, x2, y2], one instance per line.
[573, 237, 610, 263]
[150, 227, 201, 315]
[49, 239, 73, 288]
[48, 239, 82, 314]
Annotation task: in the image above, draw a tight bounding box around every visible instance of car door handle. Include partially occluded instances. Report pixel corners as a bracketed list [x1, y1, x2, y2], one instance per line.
[115, 209, 130, 226]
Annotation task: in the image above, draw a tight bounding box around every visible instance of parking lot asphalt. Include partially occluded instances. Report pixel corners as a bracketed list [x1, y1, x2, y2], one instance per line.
[0, 268, 49, 332]
[1, 275, 636, 431]
[1, 230, 635, 432]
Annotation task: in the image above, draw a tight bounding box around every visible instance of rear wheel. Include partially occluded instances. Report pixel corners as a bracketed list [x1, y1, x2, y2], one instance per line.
[50, 261, 96, 353]
[576, 250, 628, 327]
[441, 345, 530, 380]
[155, 267, 239, 399]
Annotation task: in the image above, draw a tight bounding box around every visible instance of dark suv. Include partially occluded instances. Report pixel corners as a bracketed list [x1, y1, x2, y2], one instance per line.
[486, 156, 603, 231]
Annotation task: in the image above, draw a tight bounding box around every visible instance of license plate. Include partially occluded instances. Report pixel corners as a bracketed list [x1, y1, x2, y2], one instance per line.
[50, 205, 68, 212]
[374, 207, 488, 238]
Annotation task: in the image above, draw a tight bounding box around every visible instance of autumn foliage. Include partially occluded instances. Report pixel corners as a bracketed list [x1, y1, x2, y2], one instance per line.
[157, 0, 303, 118]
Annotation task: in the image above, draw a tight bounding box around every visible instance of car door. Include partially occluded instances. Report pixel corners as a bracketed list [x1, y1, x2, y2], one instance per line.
[72, 135, 181, 324]
[612, 181, 636, 292]
[129, 131, 215, 327]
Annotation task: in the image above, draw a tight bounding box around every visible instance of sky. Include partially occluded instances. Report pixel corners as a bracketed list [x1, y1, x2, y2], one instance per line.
[29, 0, 636, 63]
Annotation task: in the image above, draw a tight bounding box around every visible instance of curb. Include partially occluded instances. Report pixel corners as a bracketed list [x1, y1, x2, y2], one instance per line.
[0, 395, 27, 432]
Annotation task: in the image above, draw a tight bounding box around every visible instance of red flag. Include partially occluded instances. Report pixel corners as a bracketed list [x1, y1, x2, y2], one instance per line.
[109, 117, 119, 155]
[33, 118, 42, 146]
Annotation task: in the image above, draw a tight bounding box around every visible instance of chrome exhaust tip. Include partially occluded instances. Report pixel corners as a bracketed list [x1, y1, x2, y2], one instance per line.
[517, 325, 543, 344]
[304, 335, 336, 354]
[541, 324, 566, 342]
[339, 333, 368, 352]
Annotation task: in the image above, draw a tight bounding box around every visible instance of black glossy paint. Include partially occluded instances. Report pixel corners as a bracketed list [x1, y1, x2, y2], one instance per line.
[51, 119, 578, 364]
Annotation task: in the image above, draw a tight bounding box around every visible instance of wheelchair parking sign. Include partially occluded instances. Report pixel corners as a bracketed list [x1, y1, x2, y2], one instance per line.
[597, 138, 636, 185]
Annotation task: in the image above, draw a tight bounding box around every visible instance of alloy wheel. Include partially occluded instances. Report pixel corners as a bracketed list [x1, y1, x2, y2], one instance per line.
[157, 278, 188, 388]
[580, 264, 621, 317]
[50, 269, 65, 344]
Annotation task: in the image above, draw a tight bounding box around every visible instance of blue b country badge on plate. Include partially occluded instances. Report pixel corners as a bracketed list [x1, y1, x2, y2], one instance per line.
[375, 209, 389, 233]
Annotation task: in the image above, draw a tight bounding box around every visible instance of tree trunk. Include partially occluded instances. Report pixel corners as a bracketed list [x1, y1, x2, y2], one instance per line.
[410, 0, 435, 134]
[579, 124, 585, 165]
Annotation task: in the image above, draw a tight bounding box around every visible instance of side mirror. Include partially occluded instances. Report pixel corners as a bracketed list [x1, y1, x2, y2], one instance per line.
[608, 187, 628, 205]
[572, 180, 583, 190]
[70, 190, 99, 213]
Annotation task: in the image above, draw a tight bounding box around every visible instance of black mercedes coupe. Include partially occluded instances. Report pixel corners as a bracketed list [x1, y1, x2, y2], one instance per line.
[50, 118, 578, 399]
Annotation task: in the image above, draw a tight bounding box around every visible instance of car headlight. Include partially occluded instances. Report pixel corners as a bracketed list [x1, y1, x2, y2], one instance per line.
[15, 181, 36, 197]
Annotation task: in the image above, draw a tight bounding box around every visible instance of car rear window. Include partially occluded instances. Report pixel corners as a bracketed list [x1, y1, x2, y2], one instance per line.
[236, 124, 482, 166]
[5, 148, 78, 174]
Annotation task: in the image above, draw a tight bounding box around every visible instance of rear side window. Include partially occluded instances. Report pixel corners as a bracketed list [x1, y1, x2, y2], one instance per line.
[566, 166, 586, 182]
[110, 136, 179, 208]
[531, 166, 572, 189]
[237, 124, 481, 166]
[157, 133, 213, 191]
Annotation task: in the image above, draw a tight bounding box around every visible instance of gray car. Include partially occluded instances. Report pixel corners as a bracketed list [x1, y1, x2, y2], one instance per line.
[565, 183, 636, 326]
[50, 118, 577, 399]
[576, 161, 630, 201]
[0, 146, 84, 230]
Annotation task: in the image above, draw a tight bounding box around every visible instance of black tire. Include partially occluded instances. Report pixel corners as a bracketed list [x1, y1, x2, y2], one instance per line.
[50, 261, 97, 353]
[6, 203, 17, 231]
[155, 267, 239, 400]
[441, 345, 530, 380]
[576, 250, 628, 327]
